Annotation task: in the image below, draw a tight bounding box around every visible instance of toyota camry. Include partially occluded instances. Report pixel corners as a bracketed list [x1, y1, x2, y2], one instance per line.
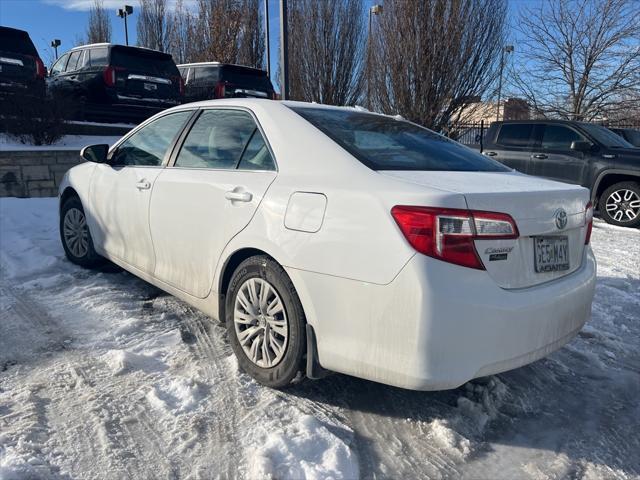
[58, 99, 597, 390]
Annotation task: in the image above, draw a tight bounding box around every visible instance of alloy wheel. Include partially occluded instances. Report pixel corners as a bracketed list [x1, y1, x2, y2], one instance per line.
[233, 277, 289, 368]
[63, 207, 89, 258]
[605, 189, 640, 223]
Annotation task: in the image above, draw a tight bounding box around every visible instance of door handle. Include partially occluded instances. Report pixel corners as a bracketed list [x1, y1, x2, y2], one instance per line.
[483, 151, 497, 156]
[532, 154, 548, 159]
[225, 190, 252, 202]
[136, 180, 151, 190]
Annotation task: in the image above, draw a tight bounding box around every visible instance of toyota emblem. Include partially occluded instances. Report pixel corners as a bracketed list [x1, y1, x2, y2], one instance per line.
[554, 208, 568, 230]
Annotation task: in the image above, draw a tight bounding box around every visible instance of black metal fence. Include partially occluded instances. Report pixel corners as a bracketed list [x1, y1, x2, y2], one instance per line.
[444, 119, 640, 149]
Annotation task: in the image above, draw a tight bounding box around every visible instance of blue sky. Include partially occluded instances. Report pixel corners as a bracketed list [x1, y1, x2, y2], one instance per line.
[1, 0, 533, 87]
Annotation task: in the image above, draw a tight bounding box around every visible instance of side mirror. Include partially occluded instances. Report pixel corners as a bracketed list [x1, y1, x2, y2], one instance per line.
[80, 144, 109, 163]
[570, 140, 593, 152]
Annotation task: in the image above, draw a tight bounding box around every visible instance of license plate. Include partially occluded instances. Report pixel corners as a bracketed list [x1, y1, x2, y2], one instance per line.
[144, 83, 157, 91]
[534, 236, 570, 273]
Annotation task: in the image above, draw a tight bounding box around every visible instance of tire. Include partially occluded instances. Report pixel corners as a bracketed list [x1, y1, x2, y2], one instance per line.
[225, 255, 306, 388]
[599, 181, 640, 228]
[59, 196, 105, 268]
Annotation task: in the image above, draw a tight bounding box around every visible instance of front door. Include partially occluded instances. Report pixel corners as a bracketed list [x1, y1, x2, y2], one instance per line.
[149, 108, 277, 298]
[529, 123, 589, 184]
[484, 123, 536, 174]
[88, 110, 193, 273]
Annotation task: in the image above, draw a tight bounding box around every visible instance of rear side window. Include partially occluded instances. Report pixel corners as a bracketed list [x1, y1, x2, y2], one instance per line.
[496, 124, 534, 147]
[89, 47, 108, 67]
[290, 107, 509, 172]
[112, 111, 193, 166]
[66, 50, 82, 72]
[110, 47, 179, 77]
[175, 109, 274, 170]
[0, 28, 37, 55]
[540, 125, 585, 150]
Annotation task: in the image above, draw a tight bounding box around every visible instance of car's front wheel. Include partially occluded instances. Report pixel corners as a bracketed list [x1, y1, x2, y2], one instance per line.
[225, 255, 306, 388]
[60, 196, 105, 268]
[599, 181, 640, 228]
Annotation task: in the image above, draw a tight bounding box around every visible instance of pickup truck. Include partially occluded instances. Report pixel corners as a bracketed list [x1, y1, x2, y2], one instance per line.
[477, 120, 640, 228]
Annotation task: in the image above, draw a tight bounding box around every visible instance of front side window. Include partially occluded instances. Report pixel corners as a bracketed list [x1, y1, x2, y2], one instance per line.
[290, 107, 509, 172]
[541, 125, 585, 150]
[50, 53, 69, 75]
[112, 111, 192, 166]
[496, 124, 534, 147]
[175, 109, 274, 170]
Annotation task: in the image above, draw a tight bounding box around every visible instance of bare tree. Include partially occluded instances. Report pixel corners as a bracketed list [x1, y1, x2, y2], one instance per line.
[86, 0, 112, 44]
[137, 0, 174, 52]
[369, 0, 507, 131]
[286, 0, 365, 106]
[512, 0, 640, 121]
[168, 0, 196, 63]
[190, 0, 264, 67]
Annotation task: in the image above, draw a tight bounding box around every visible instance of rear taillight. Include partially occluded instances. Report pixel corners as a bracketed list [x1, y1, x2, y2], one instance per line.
[391, 206, 519, 270]
[584, 201, 593, 245]
[214, 81, 226, 98]
[34, 57, 46, 79]
[103, 66, 116, 87]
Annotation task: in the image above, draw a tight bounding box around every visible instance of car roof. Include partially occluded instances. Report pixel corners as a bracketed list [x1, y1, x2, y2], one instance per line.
[70, 43, 168, 55]
[494, 119, 599, 127]
[169, 98, 384, 115]
[0, 26, 30, 36]
[177, 62, 267, 72]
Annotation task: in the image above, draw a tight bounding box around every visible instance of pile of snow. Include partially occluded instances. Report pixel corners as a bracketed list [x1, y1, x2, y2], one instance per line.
[248, 414, 359, 480]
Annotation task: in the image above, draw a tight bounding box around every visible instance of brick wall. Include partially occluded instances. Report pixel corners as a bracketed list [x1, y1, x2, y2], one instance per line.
[0, 150, 83, 198]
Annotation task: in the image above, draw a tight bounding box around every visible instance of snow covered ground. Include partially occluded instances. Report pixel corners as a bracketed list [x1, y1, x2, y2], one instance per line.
[0, 197, 638, 480]
[0, 134, 122, 151]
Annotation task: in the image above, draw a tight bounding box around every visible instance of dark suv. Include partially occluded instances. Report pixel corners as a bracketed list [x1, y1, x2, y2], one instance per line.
[0, 26, 46, 99]
[178, 62, 275, 103]
[480, 120, 640, 227]
[47, 43, 184, 123]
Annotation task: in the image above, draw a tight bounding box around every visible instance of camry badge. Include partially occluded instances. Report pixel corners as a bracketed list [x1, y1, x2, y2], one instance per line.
[554, 208, 568, 230]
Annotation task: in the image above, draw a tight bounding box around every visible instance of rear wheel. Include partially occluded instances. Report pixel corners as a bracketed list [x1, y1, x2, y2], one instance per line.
[60, 196, 105, 268]
[225, 255, 306, 388]
[599, 181, 640, 228]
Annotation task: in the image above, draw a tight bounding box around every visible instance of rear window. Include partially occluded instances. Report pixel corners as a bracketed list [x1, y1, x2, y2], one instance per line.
[193, 66, 220, 81]
[496, 124, 534, 147]
[0, 28, 37, 55]
[290, 107, 510, 172]
[220, 66, 272, 90]
[110, 47, 178, 76]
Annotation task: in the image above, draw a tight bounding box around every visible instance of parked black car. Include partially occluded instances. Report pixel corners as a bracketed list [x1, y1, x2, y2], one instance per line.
[479, 120, 640, 227]
[609, 127, 640, 148]
[47, 43, 184, 123]
[0, 26, 46, 99]
[177, 62, 275, 103]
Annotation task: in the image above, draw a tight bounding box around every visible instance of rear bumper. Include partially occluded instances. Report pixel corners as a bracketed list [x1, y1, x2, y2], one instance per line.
[289, 247, 596, 390]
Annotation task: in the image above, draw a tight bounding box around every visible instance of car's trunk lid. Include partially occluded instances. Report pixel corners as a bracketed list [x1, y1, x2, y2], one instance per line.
[380, 170, 591, 289]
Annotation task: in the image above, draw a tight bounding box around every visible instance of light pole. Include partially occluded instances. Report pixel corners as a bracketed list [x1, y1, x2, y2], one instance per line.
[264, 0, 271, 79]
[279, 0, 289, 100]
[367, 5, 383, 109]
[116, 5, 134, 46]
[496, 44, 514, 121]
[51, 39, 61, 60]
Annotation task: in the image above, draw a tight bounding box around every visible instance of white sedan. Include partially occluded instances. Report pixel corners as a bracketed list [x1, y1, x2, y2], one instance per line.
[59, 99, 597, 390]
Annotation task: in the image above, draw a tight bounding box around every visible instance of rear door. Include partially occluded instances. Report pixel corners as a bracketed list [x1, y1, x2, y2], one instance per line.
[483, 123, 535, 174]
[149, 108, 277, 298]
[529, 124, 590, 184]
[109, 46, 181, 105]
[88, 110, 194, 273]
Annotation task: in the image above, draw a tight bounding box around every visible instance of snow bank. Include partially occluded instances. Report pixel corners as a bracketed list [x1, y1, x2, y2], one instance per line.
[0, 133, 121, 151]
[248, 414, 359, 480]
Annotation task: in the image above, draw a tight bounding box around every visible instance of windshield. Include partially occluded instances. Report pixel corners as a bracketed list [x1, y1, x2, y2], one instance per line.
[290, 107, 511, 172]
[580, 123, 634, 148]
